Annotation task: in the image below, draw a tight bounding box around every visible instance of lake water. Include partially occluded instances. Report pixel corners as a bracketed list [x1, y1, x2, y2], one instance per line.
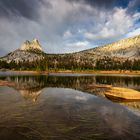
[0, 73, 140, 140]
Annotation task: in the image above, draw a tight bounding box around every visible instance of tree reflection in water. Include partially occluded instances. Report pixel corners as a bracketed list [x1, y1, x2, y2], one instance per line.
[0, 74, 140, 139]
[0, 74, 140, 105]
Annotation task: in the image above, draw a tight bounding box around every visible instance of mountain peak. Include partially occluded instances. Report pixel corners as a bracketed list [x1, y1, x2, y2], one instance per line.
[20, 39, 42, 51]
[32, 38, 38, 42]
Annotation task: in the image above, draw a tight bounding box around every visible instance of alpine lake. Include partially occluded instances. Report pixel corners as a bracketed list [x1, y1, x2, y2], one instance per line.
[0, 72, 140, 140]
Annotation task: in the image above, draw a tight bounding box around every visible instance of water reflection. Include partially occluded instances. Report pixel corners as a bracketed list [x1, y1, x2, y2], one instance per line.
[0, 75, 140, 101]
[19, 89, 41, 102]
[0, 87, 140, 140]
[0, 75, 48, 102]
[1, 74, 140, 90]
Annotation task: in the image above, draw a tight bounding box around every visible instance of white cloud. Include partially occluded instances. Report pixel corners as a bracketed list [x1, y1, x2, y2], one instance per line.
[127, 28, 140, 37]
[67, 41, 89, 47]
[84, 32, 94, 40]
[64, 41, 92, 53]
[84, 7, 139, 42]
[63, 30, 72, 38]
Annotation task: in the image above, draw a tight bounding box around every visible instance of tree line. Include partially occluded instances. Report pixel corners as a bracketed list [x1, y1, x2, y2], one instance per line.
[47, 55, 140, 71]
[0, 58, 48, 71]
[95, 57, 140, 70]
[0, 56, 140, 71]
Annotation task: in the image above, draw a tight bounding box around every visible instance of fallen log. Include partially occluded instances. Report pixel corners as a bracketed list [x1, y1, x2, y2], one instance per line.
[105, 87, 140, 101]
[88, 84, 112, 89]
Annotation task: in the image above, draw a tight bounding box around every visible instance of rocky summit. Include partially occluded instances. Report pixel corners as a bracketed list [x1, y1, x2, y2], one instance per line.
[20, 39, 42, 51]
[0, 39, 45, 63]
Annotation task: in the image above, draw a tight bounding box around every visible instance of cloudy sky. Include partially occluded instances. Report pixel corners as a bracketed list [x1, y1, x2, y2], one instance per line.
[0, 0, 140, 56]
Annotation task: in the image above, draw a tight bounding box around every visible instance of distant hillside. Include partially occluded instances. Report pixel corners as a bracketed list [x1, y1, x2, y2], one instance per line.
[47, 35, 140, 70]
[82, 35, 140, 59]
[0, 35, 140, 71]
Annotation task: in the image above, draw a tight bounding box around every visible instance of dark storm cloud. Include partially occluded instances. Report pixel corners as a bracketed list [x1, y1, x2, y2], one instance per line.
[0, 0, 44, 20]
[67, 0, 118, 9]
[0, 0, 140, 56]
[128, 0, 140, 12]
[0, 48, 6, 56]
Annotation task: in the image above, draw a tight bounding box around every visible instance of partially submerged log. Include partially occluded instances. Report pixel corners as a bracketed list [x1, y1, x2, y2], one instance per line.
[105, 87, 140, 101]
[88, 84, 112, 89]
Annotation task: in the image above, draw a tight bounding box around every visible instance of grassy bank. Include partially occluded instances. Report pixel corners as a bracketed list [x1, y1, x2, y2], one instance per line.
[1, 69, 140, 75]
[48, 69, 140, 75]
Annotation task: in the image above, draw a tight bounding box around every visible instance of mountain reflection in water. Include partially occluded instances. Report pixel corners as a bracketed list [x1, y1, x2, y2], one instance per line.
[1, 74, 140, 102]
[0, 74, 140, 140]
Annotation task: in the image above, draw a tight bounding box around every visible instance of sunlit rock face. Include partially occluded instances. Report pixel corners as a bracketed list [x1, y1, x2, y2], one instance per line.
[78, 35, 140, 60]
[93, 35, 140, 59]
[20, 39, 42, 51]
[77, 35, 140, 59]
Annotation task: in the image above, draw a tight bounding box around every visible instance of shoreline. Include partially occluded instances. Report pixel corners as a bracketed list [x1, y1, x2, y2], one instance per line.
[0, 69, 140, 76]
[48, 70, 140, 75]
